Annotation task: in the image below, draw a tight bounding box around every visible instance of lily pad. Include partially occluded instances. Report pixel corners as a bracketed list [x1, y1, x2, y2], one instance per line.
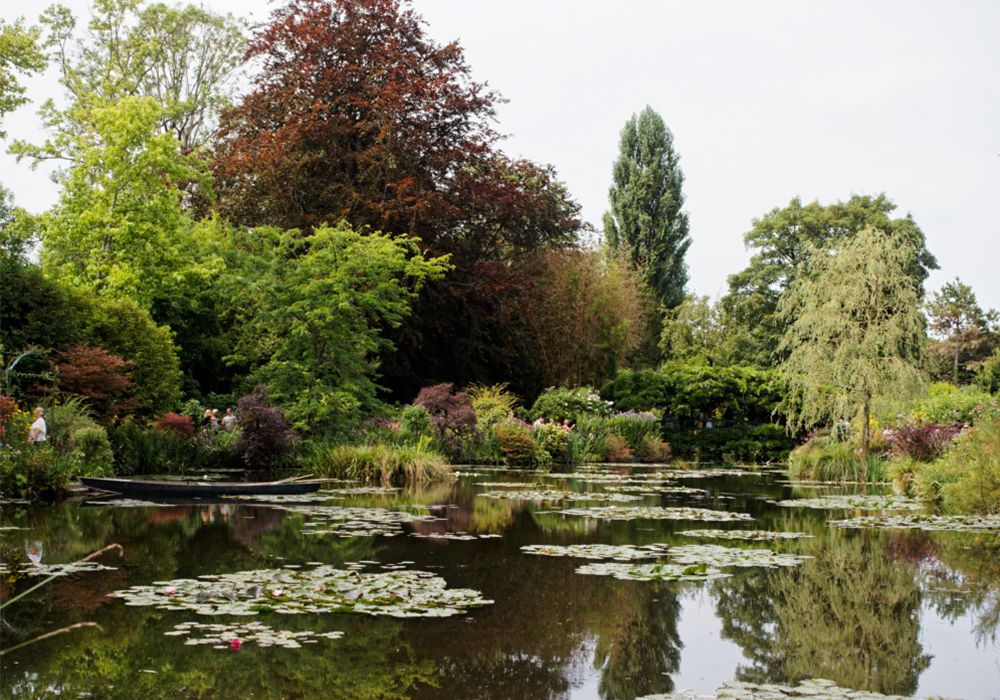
[575, 561, 728, 582]
[829, 513, 1000, 532]
[680, 529, 814, 541]
[8, 561, 118, 578]
[168, 620, 344, 649]
[636, 677, 960, 700]
[556, 505, 754, 522]
[476, 489, 572, 501]
[522, 543, 810, 569]
[770, 495, 924, 511]
[111, 565, 493, 618]
[285, 505, 442, 538]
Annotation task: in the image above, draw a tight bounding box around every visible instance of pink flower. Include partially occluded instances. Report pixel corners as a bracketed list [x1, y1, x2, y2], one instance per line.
[230, 639, 242, 650]
[165, 587, 177, 595]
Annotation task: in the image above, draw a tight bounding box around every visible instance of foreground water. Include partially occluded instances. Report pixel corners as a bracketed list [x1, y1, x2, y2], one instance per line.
[1, 465, 998, 700]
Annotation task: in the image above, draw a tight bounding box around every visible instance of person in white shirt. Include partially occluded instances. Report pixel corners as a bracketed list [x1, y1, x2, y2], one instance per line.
[28, 407, 47, 443]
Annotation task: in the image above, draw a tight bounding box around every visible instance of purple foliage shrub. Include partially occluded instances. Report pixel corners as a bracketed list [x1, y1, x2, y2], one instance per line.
[234, 385, 298, 471]
[887, 421, 964, 462]
[413, 383, 480, 457]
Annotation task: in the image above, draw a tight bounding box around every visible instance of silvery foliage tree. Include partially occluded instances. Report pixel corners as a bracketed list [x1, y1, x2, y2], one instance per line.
[603, 106, 690, 308]
[778, 226, 927, 457]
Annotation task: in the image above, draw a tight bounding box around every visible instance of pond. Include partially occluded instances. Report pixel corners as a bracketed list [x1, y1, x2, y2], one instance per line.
[1, 465, 998, 700]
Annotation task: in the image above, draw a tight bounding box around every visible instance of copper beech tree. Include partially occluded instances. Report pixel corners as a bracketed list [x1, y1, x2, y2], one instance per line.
[211, 0, 582, 397]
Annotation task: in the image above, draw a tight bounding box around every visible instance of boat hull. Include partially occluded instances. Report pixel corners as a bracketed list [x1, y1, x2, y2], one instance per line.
[79, 477, 321, 497]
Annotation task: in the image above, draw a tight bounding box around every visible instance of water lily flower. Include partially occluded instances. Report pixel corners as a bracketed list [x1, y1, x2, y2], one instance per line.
[165, 586, 177, 595]
[230, 639, 242, 650]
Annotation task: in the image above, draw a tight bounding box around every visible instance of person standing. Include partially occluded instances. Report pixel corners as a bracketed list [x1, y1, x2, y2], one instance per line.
[27, 407, 47, 443]
[222, 407, 238, 432]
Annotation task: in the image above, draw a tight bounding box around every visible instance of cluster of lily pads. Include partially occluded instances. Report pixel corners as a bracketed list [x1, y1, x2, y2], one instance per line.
[637, 678, 960, 700]
[110, 565, 493, 618]
[522, 542, 810, 568]
[1, 560, 117, 578]
[576, 561, 726, 582]
[476, 489, 573, 501]
[284, 505, 442, 538]
[829, 513, 1000, 532]
[680, 529, 813, 541]
[770, 495, 924, 511]
[556, 505, 754, 522]
[167, 620, 345, 649]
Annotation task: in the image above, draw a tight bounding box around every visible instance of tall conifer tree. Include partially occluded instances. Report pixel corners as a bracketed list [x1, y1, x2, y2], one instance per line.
[603, 106, 690, 308]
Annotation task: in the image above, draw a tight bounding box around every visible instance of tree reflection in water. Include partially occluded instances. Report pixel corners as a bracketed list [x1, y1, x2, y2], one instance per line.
[713, 531, 929, 695]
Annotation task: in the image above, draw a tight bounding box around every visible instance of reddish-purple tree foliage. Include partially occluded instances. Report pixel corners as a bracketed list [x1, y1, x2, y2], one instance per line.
[413, 383, 479, 456]
[53, 344, 140, 422]
[234, 385, 298, 471]
[154, 412, 195, 437]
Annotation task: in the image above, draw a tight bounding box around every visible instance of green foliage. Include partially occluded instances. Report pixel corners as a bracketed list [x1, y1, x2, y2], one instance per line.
[227, 222, 450, 437]
[788, 437, 856, 480]
[106, 420, 238, 476]
[605, 411, 659, 452]
[659, 294, 729, 364]
[976, 347, 1000, 394]
[304, 441, 450, 486]
[925, 278, 997, 384]
[69, 426, 114, 472]
[398, 405, 434, 443]
[603, 106, 690, 307]
[532, 422, 571, 466]
[0, 16, 46, 137]
[467, 383, 518, 431]
[910, 382, 992, 424]
[722, 194, 938, 367]
[0, 442, 99, 499]
[529, 385, 613, 422]
[494, 421, 537, 465]
[778, 226, 927, 457]
[666, 424, 795, 464]
[600, 365, 783, 421]
[913, 419, 1000, 514]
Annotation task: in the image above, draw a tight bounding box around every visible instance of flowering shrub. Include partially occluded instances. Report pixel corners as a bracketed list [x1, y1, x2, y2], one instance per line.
[0, 396, 32, 445]
[603, 434, 633, 462]
[529, 386, 613, 423]
[887, 421, 965, 462]
[910, 383, 992, 424]
[532, 422, 570, 465]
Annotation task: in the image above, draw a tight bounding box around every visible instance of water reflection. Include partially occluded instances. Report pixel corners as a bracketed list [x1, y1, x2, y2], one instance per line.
[713, 531, 929, 694]
[1, 470, 998, 700]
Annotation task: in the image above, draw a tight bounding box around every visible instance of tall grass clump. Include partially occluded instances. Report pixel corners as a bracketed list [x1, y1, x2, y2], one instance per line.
[305, 440, 451, 486]
[913, 415, 1000, 513]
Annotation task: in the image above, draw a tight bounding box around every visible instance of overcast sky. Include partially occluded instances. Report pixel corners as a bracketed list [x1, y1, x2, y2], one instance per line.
[4, 0, 999, 310]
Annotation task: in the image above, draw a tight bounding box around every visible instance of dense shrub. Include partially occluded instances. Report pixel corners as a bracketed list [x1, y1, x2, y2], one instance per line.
[494, 420, 536, 465]
[887, 422, 964, 462]
[605, 410, 659, 451]
[603, 434, 633, 462]
[70, 426, 114, 472]
[0, 443, 97, 499]
[413, 384, 480, 457]
[467, 383, 518, 431]
[107, 419, 238, 475]
[913, 420, 1000, 513]
[529, 385, 614, 423]
[234, 385, 298, 472]
[911, 383, 992, 424]
[637, 436, 672, 463]
[666, 423, 796, 464]
[600, 365, 783, 422]
[787, 434, 886, 481]
[532, 422, 571, 465]
[155, 412, 195, 437]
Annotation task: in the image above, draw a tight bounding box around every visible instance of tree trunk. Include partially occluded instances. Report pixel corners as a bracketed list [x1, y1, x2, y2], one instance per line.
[862, 401, 871, 462]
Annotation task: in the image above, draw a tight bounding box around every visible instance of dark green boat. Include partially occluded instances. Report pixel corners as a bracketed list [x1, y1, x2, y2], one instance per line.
[79, 476, 321, 497]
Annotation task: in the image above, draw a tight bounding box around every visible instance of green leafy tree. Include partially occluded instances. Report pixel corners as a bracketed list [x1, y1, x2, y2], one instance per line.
[11, 0, 244, 159]
[778, 226, 927, 457]
[226, 222, 450, 436]
[659, 294, 729, 365]
[603, 106, 690, 308]
[925, 277, 998, 384]
[33, 95, 214, 307]
[0, 16, 46, 137]
[722, 194, 938, 366]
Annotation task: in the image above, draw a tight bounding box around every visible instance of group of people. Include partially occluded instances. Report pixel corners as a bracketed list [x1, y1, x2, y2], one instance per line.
[533, 417, 574, 432]
[202, 407, 238, 434]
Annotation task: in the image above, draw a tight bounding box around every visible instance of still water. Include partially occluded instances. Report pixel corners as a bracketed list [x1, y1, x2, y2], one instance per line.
[1, 466, 998, 700]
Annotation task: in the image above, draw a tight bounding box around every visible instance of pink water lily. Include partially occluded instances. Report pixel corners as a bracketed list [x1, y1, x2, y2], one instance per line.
[230, 639, 242, 650]
[165, 587, 177, 595]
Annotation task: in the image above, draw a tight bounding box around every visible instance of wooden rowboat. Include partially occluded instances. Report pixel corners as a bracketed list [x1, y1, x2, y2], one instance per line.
[79, 476, 321, 497]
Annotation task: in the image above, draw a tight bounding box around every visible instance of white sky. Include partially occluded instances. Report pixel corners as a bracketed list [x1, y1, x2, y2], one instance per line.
[3, 0, 999, 310]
